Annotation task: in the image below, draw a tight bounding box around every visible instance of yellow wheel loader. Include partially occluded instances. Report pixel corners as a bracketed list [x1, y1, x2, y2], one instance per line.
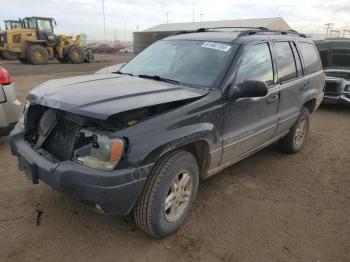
[0, 17, 94, 65]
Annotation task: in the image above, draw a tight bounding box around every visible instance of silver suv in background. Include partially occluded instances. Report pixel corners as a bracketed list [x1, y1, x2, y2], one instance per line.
[0, 65, 21, 137]
[316, 39, 350, 105]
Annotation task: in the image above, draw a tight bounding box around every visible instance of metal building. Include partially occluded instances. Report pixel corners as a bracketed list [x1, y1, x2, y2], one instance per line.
[134, 17, 291, 53]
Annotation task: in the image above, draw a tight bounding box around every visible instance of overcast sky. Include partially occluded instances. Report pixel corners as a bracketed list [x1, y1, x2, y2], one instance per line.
[1, 0, 349, 41]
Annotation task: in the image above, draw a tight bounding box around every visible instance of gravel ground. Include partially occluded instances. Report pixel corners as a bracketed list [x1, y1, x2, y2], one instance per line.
[0, 54, 349, 262]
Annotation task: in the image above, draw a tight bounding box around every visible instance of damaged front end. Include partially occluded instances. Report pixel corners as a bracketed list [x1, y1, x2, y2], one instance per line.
[23, 103, 126, 171]
[323, 70, 350, 105]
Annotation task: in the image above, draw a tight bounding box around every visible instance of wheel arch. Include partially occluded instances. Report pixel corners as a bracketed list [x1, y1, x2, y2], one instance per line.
[140, 129, 218, 179]
[303, 98, 317, 113]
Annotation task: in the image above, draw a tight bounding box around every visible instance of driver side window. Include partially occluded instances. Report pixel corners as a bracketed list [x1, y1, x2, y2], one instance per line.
[236, 43, 274, 86]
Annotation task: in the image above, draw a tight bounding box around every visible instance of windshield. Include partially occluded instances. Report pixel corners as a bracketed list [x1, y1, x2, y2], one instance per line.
[120, 40, 238, 88]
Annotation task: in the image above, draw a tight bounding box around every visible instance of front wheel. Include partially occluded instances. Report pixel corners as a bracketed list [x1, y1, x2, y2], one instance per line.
[68, 45, 84, 64]
[27, 45, 49, 65]
[279, 107, 310, 154]
[133, 150, 199, 238]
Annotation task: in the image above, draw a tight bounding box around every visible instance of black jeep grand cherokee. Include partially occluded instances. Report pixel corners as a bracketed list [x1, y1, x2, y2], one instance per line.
[11, 28, 324, 238]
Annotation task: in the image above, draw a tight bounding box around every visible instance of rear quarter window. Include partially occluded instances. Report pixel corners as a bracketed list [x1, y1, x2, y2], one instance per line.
[298, 42, 322, 74]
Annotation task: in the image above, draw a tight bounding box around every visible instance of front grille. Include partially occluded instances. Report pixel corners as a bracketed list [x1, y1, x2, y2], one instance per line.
[325, 81, 340, 95]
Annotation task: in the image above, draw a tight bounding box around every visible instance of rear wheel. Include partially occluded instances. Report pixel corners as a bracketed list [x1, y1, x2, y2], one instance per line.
[27, 45, 49, 65]
[133, 150, 199, 238]
[279, 107, 310, 153]
[68, 45, 84, 64]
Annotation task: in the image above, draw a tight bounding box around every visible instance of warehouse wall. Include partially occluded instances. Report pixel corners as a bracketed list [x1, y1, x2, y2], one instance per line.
[134, 31, 174, 53]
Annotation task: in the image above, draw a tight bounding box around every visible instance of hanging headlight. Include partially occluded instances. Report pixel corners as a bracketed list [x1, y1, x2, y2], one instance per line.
[18, 100, 30, 130]
[73, 130, 125, 171]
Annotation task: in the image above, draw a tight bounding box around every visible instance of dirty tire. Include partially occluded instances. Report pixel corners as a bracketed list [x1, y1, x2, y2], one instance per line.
[279, 107, 310, 154]
[27, 45, 49, 65]
[84, 51, 94, 63]
[133, 150, 199, 238]
[68, 45, 84, 64]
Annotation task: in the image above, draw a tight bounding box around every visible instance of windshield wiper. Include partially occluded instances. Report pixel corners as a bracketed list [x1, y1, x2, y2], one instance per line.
[138, 75, 181, 85]
[115, 71, 133, 76]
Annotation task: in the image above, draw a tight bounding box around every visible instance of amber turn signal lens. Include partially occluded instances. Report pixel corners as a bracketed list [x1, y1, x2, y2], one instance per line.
[110, 139, 124, 161]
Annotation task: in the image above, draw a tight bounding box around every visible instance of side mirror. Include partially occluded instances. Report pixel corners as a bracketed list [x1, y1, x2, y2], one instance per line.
[229, 80, 268, 100]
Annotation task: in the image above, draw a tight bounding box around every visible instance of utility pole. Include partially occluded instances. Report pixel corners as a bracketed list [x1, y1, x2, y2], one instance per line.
[330, 29, 340, 38]
[102, 0, 107, 42]
[324, 23, 334, 38]
[342, 29, 350, 38]
[200, 13, 204, 22]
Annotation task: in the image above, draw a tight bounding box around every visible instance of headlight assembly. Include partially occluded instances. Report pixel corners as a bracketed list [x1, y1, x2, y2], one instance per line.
[18, 100, 30, 130]
[73, 130, 125, 171]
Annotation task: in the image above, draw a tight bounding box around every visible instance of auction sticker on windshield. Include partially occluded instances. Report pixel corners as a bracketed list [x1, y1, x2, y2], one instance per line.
[201, 42, 231, 52]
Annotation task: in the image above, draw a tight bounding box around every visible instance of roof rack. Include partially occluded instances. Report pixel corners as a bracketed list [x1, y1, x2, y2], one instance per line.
[237, 29, 306, 38]
[171, 27, 306, 38]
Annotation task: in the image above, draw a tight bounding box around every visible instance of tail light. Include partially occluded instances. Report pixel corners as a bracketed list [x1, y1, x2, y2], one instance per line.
[0, 67, 12, 85]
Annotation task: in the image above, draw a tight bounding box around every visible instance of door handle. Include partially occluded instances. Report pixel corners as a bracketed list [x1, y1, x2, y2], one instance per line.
[300, 82, 309, 91]
[266, 94, 279, 104]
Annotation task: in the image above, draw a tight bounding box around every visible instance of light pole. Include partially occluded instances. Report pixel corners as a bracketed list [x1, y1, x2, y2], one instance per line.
[200, 13, 203, 22]
[102, 0, 107, 42]
[124, 21, 127, 41]
[166, 12, 169, 23]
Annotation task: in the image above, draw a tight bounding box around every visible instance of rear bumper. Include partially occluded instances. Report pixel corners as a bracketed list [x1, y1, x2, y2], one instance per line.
[10, 126, 153, 215]
[323, 94, 350, 105]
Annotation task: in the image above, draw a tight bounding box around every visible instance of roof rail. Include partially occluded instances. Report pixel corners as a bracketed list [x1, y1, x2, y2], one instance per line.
[171, 27, 306, 38]
[237, 29, 306, 38]
[171, 27, 269, 36]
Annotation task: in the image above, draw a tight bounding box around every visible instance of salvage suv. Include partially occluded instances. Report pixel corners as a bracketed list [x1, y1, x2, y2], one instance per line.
[11, 28, 324, 238]
[316, 39, 350, 105]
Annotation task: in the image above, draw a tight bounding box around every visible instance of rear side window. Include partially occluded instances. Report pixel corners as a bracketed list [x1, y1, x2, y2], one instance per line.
[299, 42, 322, 74]
[291, 43, 303, 76]
[274, 42, 297, 82]
[236, 43, 274, 86]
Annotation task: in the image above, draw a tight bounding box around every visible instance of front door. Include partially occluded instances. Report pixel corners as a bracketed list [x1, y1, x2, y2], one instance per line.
[221, 42, 279, 164]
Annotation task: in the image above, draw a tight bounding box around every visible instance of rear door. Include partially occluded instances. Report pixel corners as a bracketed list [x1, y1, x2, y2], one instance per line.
[273, 41, 307, 135]
[220, 41, 280, 164]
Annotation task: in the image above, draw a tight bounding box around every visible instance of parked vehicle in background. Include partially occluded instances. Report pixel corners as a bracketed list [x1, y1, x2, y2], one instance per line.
[0, 65, 21, 137]
[11, 28, 324, 238]
[120, 46, 134, 53]
[92, 43, 126, 53]
[315, 39, 350, 105]
[0, 20, 22, 60]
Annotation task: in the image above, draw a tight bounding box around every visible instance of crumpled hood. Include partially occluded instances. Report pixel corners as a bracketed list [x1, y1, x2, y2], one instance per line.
[28, 74, 208, 120]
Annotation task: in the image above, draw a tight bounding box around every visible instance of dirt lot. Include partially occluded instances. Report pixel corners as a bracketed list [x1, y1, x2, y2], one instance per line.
[0, 55, 349, 262]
